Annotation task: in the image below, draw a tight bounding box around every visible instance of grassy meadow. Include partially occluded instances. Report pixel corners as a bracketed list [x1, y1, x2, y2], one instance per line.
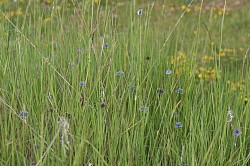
[0, 0, 250, 165]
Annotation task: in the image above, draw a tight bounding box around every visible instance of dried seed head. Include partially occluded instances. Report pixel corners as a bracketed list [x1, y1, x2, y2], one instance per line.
[101, 102, 108, 109]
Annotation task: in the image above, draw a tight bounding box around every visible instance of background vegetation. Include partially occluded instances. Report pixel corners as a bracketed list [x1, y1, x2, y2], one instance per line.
[0, 0, 249, 165]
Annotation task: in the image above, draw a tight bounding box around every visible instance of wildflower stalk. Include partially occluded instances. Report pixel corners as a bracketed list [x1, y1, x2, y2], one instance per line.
[36, 117, 70, 166]
[59, 117, 71, 156]
[227, 107, 234, 129]
[180, 145, 185, 166]
[36, 126, 61, 166]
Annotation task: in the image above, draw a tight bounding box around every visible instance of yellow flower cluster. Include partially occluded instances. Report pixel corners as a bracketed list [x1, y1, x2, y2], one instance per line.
[181, 5, 191, 13]
[171, 51, 186, 65]
[200, 47, 244, 62]
[0, 0, 8, 5]
[227, 80, 245, 91]
[219, 48, 237, 57]
[213, 5, 226, 16]
[195, 67, 217, 80]
[212, 5, 230, 19]
[171, 51, 189, 76]
[44, 0, 52, 4]
[4, 7, 23, 18]
[166, 4, 232, 19]
[172, 4, 229, 16]
[201, 55, 213, 62]
[227, 80, 249, 104]
[240, 93, 250, 104]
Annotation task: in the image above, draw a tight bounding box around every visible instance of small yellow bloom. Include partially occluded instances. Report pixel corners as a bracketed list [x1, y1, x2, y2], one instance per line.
[238, 84, 245, 91]
[199, 67, 205, 72]
[194, 5, 200, 11]
[219, 51, 226, 57]
[178, 51, 186, 58]
[202, 55, 213, 61]
[244, 97, 248, 102]
[0, 0, 8, 5]
[210, 69, 215, 74]
[5, 11, 15, 18]
[210, 73, 216, 79]
[43, 17, 52, 23]
[198, 74, 202, 78]
[15, 8, 23, 16]
[44, 0, 52, 4]
[204, 74, 210, 79]
[187, 8, 191, 13]
[181, 5, 186, 10]
[171, 57, 175, 65]
[232, 83, 237, 91]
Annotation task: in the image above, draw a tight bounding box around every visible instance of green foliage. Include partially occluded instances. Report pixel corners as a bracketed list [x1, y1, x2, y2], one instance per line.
[0, 0, 249, 165]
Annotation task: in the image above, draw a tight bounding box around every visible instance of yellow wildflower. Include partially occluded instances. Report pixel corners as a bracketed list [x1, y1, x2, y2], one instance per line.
[0, 0, 8, 5]
[210, 69, 215, 74]
[244, 97, 248, 104]
[181, 5, 186, 10]
[15, 8, 23, 16]
[171, 56, 175, 65]
[232, 83, 237, 91]
[194, 5, 200, 11]
[44, 17, 52, 23]
[210, 73, 216, 79]
[199, 67, 205, 72]
[44, 0, 52, 4]
[202, 55, 213, 61]
[204, 74, 210, 79]
[219, 51, 226, 57]
[5, 11, 15, 18]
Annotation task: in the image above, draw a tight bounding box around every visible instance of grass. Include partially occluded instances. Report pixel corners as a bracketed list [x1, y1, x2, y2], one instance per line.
[0, 0, 249, 165]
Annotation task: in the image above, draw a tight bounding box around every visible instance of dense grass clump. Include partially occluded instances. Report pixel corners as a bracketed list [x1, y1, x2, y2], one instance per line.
[0, 0, 249, 165]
